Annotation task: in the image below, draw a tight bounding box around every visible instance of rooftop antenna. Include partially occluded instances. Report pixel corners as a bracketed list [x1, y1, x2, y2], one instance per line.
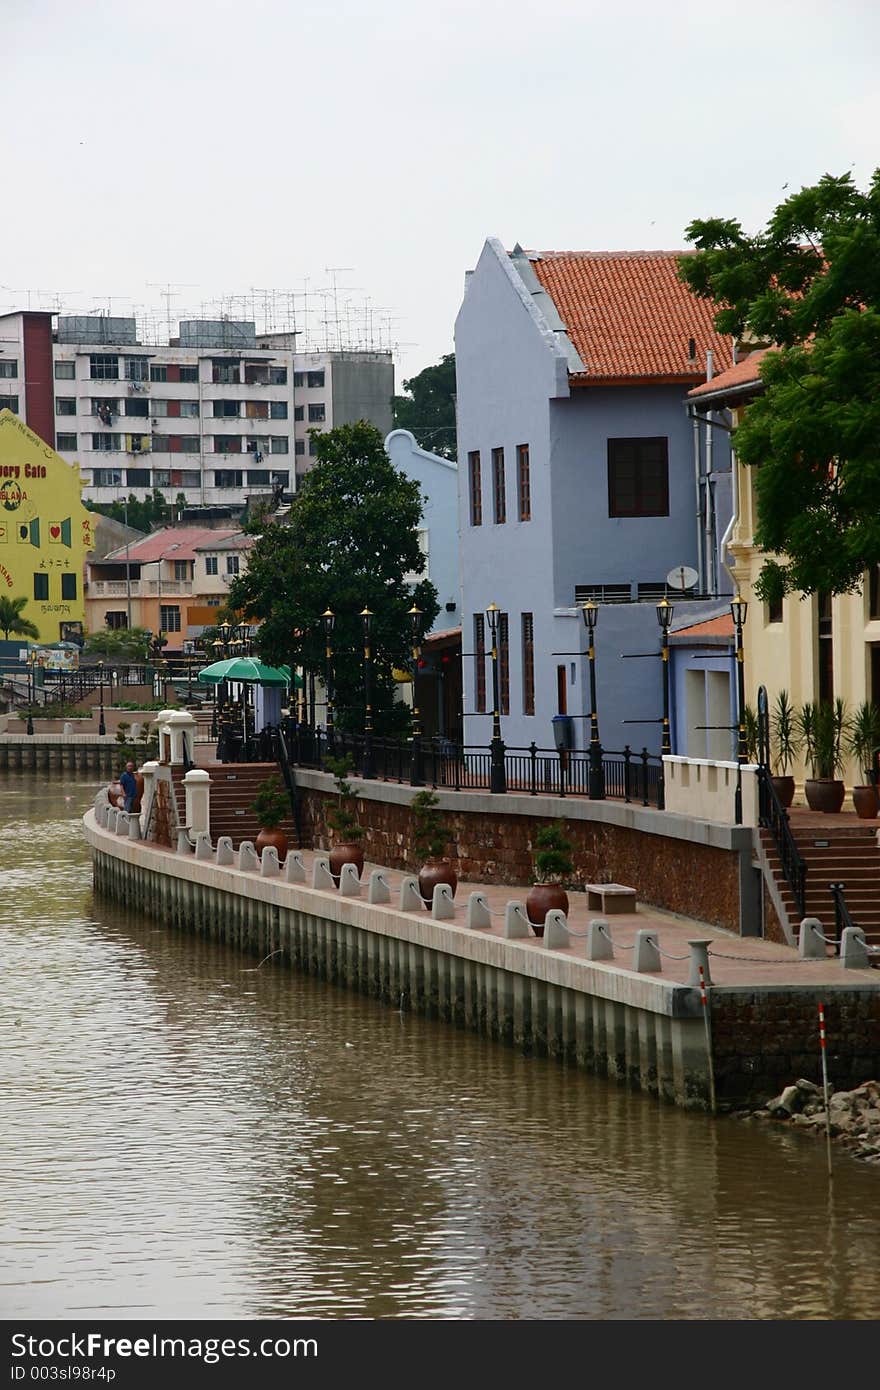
[147, 281, 197, 342]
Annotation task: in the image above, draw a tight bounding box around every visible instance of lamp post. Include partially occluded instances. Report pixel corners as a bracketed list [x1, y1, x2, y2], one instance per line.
[408, 603, 424, 786]
[730, 591, 749, 825]
[98, 660, 106, 737]
[26, 651, 34, 736]
[656, 597, 674, 757]
[485, 602, 507, 794]
[322, 607, 335, 753]
[581, 600, 605, 799]
[360, 606, 375, 778]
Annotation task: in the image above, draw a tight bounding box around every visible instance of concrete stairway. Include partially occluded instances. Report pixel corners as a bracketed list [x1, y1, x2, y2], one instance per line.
[171, 763, 301, 850]
[760, 823, 880, 950]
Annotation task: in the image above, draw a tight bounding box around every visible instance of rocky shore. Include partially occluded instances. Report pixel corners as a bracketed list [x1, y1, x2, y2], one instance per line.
[736, 1079, 880, 1164]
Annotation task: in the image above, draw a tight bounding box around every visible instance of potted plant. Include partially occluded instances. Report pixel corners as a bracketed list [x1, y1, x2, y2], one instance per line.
[846, 701, 880, 818]
[797, 699, 851, 813]
[250, 774, 290, 858]
[410, 789, 457, 909]
[743, 704, 760, 765]
[769, 689, 801, 808]
[525, 820, 574, 938]
[324, 754, 366, 883]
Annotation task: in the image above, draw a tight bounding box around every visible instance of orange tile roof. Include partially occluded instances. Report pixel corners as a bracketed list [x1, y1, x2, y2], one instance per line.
[528, 251, 734, 385]
[102, 526, 239, 563]
[671, 614, 735, 639]
[688, 348, 772, 399]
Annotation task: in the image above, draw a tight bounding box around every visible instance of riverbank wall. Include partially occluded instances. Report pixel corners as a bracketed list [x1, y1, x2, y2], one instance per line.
[84, 810, 880, 1110]
[2, 733, 121, 773]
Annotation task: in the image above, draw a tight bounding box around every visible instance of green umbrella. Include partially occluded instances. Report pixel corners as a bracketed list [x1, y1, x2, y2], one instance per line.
[197, 656, 300, 688]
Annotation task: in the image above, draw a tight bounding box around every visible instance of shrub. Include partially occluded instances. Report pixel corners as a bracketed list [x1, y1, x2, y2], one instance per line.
[411, 789, 449, 860]
[532, 821, 574, 884]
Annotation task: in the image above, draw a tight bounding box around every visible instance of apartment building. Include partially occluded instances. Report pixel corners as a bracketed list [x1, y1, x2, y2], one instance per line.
[0, 310, 393, 512]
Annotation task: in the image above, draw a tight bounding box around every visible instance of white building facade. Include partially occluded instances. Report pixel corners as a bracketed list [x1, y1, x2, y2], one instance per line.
[0, 310, 393, 512]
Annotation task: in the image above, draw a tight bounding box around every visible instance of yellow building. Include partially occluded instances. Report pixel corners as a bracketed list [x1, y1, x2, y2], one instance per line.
[689, 355, 876, 793]
[0, 409, 93, 645]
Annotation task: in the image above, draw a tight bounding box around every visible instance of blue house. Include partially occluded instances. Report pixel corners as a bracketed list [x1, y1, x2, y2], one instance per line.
[454, 238, 735, 759]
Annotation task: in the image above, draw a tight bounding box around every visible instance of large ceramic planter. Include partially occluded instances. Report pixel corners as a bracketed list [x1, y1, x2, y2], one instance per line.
[525, 883, 569, 938]
[256, 827, 289, 859]
[804, 778, 846, 814]
[852, 784, 879, 819]
[770, 774, 795, 809]
[418, 858, 458, 909]
[329, 843, 365, 885]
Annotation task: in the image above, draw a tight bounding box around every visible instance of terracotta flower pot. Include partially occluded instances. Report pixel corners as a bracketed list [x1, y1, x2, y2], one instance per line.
[525, 883, 569, 938]
[770, 774, 795, 809]
[804, 778, 846, 814]
[418, 858, 458, 909]
[329, 843, 365, 885]
[256, 827, 288, 859]
[852, 784, 879, 819]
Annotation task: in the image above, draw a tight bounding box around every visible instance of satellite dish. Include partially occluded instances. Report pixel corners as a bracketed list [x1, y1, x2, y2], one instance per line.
[666, 565, 699, 592]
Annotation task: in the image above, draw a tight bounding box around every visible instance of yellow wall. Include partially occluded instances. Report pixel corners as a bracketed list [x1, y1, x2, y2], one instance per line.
[0, 410, 93, 644]
[728, 423, 873, 791]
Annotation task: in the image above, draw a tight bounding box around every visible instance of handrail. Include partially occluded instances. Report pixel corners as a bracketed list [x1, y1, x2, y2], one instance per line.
[276, 724, 303, 848]
[828, 881, 855, 952]
[757, 764, 807, 919]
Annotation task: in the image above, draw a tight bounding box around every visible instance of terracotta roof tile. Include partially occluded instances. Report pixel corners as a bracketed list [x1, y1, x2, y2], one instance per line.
[688, 348, 772, 399]
[528, 251, 734, 385]
[102, 526, 239, 564]
[671, 614, 735, 639]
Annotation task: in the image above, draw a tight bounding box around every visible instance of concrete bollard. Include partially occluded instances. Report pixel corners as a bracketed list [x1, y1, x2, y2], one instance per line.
[431, 882, 455, 919]
[339, 861, 361, 896]
[503, 902, 530, 939]
[128, 814, 142, 841]
[840, 925, 870, 969]
[312, 856, 335, 891]
[115, 811, 130, 836]
[63, 722, 73, 735]
[367, 870, 391, 904]
[260, 845, 280, 877]
[176, 829, 192, 855]
[238, 841, 259, 873]
[215, 836, 234, 866]
[587, 918, 613, 960]
[194, 833, 213, 860]
[633, 930, 661, 972]
[95, 802, 108, 829]
[284, 851, 307, 883]
[465, 892, 491, 929]
[798, 918, 826, 960]
[543, 909, 569, 950]
[687, 939, 713, 985]
[398, 876, 423, 911]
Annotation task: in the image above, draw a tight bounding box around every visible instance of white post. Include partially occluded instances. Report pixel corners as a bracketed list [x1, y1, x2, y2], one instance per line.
[183, 768, 211, 836]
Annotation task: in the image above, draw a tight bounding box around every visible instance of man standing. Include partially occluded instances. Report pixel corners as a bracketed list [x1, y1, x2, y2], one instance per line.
[119, 760, 137, 813]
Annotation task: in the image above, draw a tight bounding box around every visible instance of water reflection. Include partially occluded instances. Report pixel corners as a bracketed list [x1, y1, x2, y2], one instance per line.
[1, 770, 877, 1319]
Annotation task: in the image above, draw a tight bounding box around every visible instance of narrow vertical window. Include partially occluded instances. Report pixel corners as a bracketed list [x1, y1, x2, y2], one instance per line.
[474, 614, 486, 712]
[492, 447, 506, 524]
[499, 611, 510, 715]
[521, 613, 535, 715]
[468, 450, 482, 526]
[517, 444, 531, 521]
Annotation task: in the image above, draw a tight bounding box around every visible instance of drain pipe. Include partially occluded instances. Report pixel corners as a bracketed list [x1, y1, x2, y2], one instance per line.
[691, 407, 704, 593]
[704, 350, 715, 595]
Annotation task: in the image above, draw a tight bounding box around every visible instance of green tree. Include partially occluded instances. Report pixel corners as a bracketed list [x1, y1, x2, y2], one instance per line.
[392, 353, 457, 460]
[228, 421, 438, 732]
[84, 626, 154, 662]
[86, 488, 171, 533]
[0, 595, 39, 641]
[679, 169, 880, 598]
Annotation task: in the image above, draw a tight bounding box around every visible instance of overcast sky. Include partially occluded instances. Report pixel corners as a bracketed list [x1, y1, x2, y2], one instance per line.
[2, 0, 877, 387]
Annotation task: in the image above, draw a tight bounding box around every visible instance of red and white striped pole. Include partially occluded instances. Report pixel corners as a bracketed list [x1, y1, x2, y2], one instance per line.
[819, 1001, 833, 1176]
[699, 965, 716, 1114]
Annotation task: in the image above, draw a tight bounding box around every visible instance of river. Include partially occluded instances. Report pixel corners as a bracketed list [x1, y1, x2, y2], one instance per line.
[2, 771, 878, 1320]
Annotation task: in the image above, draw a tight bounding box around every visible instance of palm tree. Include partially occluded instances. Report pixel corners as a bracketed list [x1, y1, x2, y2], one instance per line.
[0, 595, 40, 642]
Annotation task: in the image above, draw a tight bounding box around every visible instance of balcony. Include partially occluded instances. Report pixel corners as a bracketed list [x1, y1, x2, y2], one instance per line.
[88, 580, 144, 597]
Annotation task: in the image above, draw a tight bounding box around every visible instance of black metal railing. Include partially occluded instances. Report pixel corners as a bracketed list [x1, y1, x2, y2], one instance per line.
[272, 724, 665, 808]
[276, 724, 303, 848]
[757, 764, 807, 919]
[828, 881, 856, 952]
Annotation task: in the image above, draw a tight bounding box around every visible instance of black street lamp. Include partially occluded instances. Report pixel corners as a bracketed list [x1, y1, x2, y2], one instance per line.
[485, 602, 507, 794]
[730, 591, 749, 825]
[408, 603, 424, 786]
[656, 597, 674, 757]
[581, 600, 605, 799]
[322, 607, 335, 751]
[361, 605, 375, 778]
[98, 660, 106, 737]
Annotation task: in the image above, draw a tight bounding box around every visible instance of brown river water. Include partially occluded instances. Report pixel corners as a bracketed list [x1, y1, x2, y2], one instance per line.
[1, 771, 878, 1320]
